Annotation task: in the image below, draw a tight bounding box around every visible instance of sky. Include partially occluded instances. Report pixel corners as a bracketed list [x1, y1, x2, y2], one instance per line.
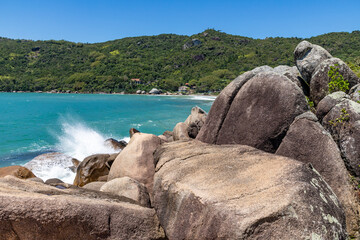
[0, 0, 359, 43]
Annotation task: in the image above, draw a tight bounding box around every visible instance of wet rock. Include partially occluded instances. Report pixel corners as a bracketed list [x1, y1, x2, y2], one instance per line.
[74, 154, 110, 187]
[105, 138, 127, 151]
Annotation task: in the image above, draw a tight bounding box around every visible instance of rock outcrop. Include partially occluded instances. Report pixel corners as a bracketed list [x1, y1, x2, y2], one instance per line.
[0, 166, 35, 179]
[321, 98, 360, 177]
[74, 154, 110, 187]
[0, 176, 165, 240]
[105, 138, 127, 151]
[197, 71, 308, 152]
[101, 177, 151, 208]
[153, 141, 347, 239]
[172, 122, 190, 141]
[184, 106, 207, 138]
[276, 112, 359, 235]
[310, 58, 360, 105]
[108, 133, 162, 197]
[294, 40, 332, 83]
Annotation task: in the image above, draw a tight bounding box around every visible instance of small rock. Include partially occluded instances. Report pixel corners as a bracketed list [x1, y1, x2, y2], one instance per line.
[0, 166, 36, 179]
[129, 128, 140, 138]
[101, 177, 151, 208]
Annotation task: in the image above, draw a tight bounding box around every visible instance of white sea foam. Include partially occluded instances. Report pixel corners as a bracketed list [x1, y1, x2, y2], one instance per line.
[188, 95, 217, 101]
[55, 118, 120, 161]
[26, 117, 129, 184]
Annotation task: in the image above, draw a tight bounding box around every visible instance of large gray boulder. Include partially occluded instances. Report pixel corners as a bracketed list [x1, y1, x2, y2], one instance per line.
[101, 177, 151, 208]
[321, 98, 360, 177]
[153, 141, 347, 239]
[108, 133, 162, 198]
[294, 40, 332, 83]
[316, 91, 349, 121]
[197, 71, 308, 153]
[149, 88, 161, 94]
[310, 58, 360, 105]
[276, 112, 359, 235]
[0, 176, 165, 240]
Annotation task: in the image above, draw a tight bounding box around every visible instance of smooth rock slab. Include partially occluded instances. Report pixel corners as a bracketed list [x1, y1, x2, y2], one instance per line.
[0, 176, 165, 240]
[153, 141, 347, 240]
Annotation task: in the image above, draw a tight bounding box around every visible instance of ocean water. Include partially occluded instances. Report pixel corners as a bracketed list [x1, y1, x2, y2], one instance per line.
[0, 93, 215, 182]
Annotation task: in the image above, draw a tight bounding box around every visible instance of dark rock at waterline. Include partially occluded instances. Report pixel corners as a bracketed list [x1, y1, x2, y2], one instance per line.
[45, 178, 64, 185]
[276, 112, 360, 235]
[0, 166, 36, 179]
[310, 58, 360, 105]
[129, 128, 140, 138]
[153, 140, 347, 239]
[197, 71, 309, 152]
[74, 154, 110, 187]
[294, 40, 332, 83]
[105, 138, 127, 151]
[0, 176, 165, 240]
[105, 153, 119, 169]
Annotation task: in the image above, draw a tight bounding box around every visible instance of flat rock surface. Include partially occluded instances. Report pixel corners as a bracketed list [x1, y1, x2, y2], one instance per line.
[0, 176, 165, 240]
[153, 140, 347, 240]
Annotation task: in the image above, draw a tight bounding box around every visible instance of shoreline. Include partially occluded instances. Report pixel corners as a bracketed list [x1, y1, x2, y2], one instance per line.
[0, 90, 218, 97]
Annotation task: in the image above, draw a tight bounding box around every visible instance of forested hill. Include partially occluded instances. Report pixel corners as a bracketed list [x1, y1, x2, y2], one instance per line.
[1, 29, 360, 93]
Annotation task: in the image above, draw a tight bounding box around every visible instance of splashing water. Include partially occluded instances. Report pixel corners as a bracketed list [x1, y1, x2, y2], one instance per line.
[55, 118, 120, 161]
[26, 116, 128, 183]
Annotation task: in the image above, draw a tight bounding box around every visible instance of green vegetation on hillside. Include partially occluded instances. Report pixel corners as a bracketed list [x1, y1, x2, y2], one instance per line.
[1, 29, 360, 93]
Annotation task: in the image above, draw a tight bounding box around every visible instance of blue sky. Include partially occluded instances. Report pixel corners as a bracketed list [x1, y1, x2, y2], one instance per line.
[0, 0, 359, 43]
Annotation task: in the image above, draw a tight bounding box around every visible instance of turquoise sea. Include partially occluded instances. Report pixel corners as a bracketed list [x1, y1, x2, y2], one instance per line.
[0, 93, 214, 169]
